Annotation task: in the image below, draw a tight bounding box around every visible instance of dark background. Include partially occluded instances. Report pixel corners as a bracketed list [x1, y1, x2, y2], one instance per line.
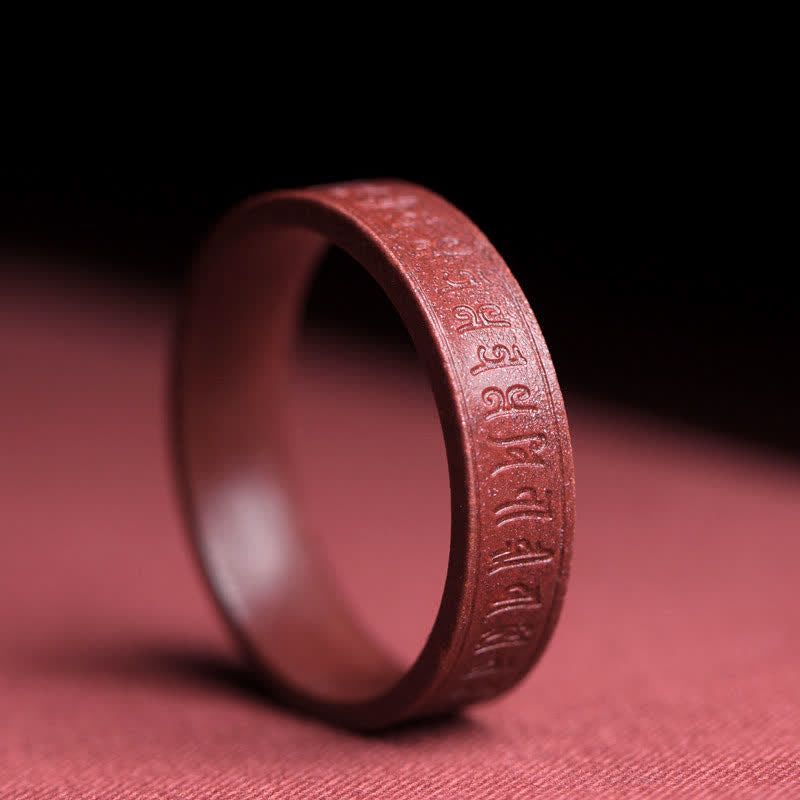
[0, 142, 794, 455]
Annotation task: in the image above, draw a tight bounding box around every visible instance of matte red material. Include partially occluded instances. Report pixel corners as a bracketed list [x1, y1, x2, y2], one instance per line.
[1, 280, 799, 796]
[171, 181, 576, 729]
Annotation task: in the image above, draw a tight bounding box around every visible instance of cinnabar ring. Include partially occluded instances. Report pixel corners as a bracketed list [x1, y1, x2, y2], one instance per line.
[171, 180, 575, 730]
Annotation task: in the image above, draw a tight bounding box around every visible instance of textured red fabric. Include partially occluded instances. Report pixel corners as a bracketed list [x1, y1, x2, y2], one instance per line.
[1, 277, 799, 798]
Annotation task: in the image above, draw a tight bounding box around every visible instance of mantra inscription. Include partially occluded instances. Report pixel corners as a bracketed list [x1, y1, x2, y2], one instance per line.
[453, 303, 512, 333]
[440, 269, 491, 293]
[486, 582, 543, 617]
[435, 263, 559, 698]
[470, 343, 528, 375]
[323, 182, 566, 705]
[481, 384, 539, 418]
[488, 435, 548, 475]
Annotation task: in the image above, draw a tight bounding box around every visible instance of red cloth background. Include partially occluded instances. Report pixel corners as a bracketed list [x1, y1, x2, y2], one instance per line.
[1, 276, 798, 798]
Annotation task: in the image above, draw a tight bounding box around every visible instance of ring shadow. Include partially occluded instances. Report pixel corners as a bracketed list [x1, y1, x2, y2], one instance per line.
[27, 641, 483, 741]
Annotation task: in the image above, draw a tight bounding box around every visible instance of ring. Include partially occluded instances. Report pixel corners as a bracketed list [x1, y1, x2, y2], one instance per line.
[171, 180, 576, 730]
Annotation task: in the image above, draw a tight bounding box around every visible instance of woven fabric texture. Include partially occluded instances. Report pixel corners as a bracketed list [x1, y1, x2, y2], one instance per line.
[1, 280, 798, 799]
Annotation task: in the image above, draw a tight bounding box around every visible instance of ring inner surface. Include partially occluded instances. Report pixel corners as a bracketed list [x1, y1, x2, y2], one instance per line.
[182, 223, 408, 703]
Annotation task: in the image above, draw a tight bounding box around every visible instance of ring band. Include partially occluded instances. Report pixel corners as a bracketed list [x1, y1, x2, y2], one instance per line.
[171, 180, 575, 730]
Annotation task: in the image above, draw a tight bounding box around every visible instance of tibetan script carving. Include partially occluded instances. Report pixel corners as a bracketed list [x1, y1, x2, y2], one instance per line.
[493, 487, 553, 526]
[474, 623, 533, 655]
[481, 384, 539, 419]
[440, 269, 491, 294]
[486, 582, 543, 617]
[488, 432, 548, 474]
[470, 344, 527, 375]
[453, 303, 512, 333]
[489, 537, 554, 575]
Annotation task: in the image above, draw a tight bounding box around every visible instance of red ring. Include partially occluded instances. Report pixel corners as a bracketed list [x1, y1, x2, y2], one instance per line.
[171, 180, 576, 729]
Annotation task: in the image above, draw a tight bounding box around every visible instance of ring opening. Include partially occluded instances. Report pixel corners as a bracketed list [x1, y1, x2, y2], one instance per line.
[179, 222, 449, 703]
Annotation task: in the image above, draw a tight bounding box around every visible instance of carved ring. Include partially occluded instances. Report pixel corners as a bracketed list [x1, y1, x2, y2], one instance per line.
[171, 180, 575, 729]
